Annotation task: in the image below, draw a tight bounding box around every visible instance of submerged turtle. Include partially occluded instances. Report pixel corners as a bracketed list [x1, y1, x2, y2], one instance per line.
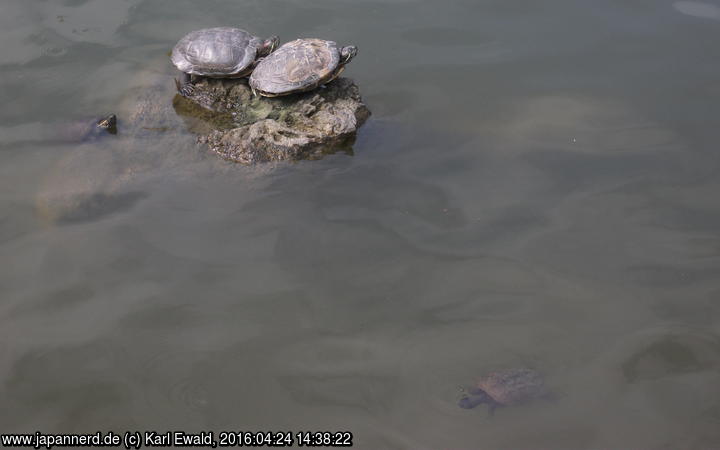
[35, 64, 194, 225]
[72, 114, 117, 141]
[2, 113, 117, 146]
[458, 368, 548, 414]
[249, 38, 358, 97]
[171, 27, 279, 97]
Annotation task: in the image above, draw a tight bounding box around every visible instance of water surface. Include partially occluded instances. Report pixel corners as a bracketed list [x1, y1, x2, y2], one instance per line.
[2, 1, 720, 448]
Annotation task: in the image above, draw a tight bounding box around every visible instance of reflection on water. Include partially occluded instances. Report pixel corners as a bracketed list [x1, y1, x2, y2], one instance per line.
[1, 0, 720, 448]
[674, 1, 720, 19]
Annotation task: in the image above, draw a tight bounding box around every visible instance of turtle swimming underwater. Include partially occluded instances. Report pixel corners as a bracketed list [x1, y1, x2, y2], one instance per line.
[75, 114, 117, 140]
[171, 27, 279, 97]
[35, 64, 193, 225]
[458, 368, 548, 414]
[249, 38, 357, 97]
[48, 114, 117, 143]
[2, 113, 118, 148]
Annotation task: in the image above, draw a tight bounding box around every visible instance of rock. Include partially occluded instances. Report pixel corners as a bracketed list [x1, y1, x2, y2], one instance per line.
[174, 77, 371, 164]
[35, 69, 370, 225]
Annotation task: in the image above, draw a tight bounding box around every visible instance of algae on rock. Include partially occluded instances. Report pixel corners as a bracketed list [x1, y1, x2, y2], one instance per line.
[173, 77, 371, 164]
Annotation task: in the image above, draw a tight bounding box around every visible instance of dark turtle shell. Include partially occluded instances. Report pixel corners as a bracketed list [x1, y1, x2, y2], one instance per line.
[458, 368, 547, 411]
[171, 27, 264, 78]
[476, 368, 546, 405]
[249, 38, 356, 97]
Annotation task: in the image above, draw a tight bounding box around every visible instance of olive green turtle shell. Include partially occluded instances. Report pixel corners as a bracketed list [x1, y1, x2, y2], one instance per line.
[249, 39, 343, 96]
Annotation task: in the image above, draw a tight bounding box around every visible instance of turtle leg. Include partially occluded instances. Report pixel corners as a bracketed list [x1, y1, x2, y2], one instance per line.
[487, 401, 502, 417]
[175, 72, 195, 97]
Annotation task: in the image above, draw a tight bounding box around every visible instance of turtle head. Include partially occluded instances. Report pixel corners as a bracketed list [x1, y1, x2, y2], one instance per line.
[96, 114, 117, 135]
[340, 45, 358, 65]
[458, 389, 491, 409]
[260, 36, 279, 56]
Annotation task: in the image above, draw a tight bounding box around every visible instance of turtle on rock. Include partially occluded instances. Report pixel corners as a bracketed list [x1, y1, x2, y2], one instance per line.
[171, 27, 279, 97]
[249, 38, 357, 97]
[458, 368, 550, 415]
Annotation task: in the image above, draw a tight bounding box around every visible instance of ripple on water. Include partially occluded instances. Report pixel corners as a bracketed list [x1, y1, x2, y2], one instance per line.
[563, 326, 720, 427]
[618, 328, 720, 383]
[260, 335, 403, 421]
[497, 95, 682, 155]
[568, 326, 720, 400]
[1, 342, 134, 430]
[400, 26, 493, 47]
[580, 326, 720, 447]
[673, 1, 720, 20]
[8, 283, 96, 318]
[41, 45, 68, 57]
[138, 350, 214, 420]
[41, 0, 141, 45]
[410, 256, 546, 324]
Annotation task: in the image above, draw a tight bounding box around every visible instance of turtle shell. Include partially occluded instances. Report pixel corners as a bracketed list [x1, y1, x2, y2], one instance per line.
[476, 368, 546, 406]
[249, 39, 342, 96]
[171, 27, 263, 77]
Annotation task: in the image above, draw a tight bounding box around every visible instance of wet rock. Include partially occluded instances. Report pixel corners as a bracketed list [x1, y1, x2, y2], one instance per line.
[35, 70, 370, 225]
[174, 77, 371, 164]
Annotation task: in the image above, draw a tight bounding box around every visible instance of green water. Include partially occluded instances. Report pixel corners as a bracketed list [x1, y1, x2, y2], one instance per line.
[1, 0, 720, 448]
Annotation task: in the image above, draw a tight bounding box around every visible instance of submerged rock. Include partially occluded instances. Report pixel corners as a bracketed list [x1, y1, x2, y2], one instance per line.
[35, 65, 195, 225]
[35, 68, 369, 225]
[174, 77, 371, 164]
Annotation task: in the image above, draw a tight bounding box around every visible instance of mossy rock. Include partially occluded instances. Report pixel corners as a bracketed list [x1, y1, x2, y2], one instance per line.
[175, 77, 371, 164]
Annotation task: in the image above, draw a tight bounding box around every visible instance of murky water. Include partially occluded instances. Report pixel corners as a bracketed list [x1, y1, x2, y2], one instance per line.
[2, 0, 720, 448]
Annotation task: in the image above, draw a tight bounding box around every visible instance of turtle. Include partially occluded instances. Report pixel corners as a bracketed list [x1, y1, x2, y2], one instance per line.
[248, 38, 358, 97]
[70, 114, 117, 141]
[3, 113, 117, 146]
[35, 64, 194, 225]
[458, 368, 549, 415]
[171, 27, 279, 97]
